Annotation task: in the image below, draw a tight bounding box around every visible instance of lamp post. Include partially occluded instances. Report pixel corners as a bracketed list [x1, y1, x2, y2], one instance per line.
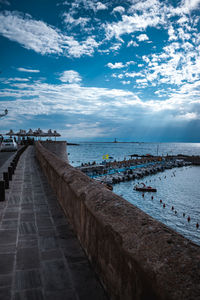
[0, 109, 8, 118]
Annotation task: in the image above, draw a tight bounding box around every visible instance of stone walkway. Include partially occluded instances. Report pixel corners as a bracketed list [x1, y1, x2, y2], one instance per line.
[0, 146, 108, 300]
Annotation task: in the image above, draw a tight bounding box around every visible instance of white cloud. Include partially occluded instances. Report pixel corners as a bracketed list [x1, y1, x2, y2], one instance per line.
[176, 112, 198, 120]
[64, 36, 99, 58]
[0, 11, 63, 55]
[59, 70, 82, 83]
[168, 26, 177, 41]
[121, 81, 131, 85]
[125, 72, 143, 78]
[107, 62, 125, 69]
[171, 0, 200, 14]
[137, 34, 149, 41]
[104, 3, 164, 41]
[17, 67, 40, 73]
[0, 11, 99, 58]
[96, 2, 107, 11]
[63, 122, 106, 138]
[1, 76, 200, 138]
[112, 6, 125, 14]
[63, 13, 90, 28]
[127, 40, 139, 47]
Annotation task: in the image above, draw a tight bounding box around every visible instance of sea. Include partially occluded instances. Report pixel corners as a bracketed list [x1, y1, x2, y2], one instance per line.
[67, 142, 200, 246]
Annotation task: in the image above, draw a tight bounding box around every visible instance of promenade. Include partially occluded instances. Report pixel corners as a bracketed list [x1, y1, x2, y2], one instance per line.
[0, 146, 108, 300]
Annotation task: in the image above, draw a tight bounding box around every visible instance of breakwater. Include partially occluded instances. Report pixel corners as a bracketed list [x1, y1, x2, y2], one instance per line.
[77, 156, 191, 185]
[35, 141, 200, 300]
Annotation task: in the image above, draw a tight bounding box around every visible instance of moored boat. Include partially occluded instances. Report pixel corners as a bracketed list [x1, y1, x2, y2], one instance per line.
[134, 182, 157, 192]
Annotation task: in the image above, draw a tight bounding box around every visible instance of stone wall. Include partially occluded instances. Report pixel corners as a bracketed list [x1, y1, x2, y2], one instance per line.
[40, 140, 68, 162]
[35, 141, 200, 300]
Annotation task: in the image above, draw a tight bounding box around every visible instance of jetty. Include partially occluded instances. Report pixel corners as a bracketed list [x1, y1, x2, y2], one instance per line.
[77, 155, 193, 185]
[0, 143, 200, 300]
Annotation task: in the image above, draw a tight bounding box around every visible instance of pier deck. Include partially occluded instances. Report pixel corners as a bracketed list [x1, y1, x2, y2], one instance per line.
[0, 146, 108, 300]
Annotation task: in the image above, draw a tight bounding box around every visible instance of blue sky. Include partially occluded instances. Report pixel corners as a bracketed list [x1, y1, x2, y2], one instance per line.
[0, 0, 200, 142]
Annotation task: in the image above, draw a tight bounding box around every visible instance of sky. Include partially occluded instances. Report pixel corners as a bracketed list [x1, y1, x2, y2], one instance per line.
[0, 0, 200, 142]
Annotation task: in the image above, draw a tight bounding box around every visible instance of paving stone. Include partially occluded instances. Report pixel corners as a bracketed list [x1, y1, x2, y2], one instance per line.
[21, 204, 34, 211]
[16, 247, 40, 270]
[1, 220, 18, 229]
[20, 213, 35, 222]
[5, 207, 20, 213]
[19, 222, 36, 234]
[0, 287, 11, 300]
[36, 218, 53, 229]
[18, 236, 38, 249]
[3, 212, 19, 220]
[41, 249, 63, 261]
[37, 229, 55, 237]
[14, 289, 44, 300]
[0, 274, 12, 287]
[56, 225, 75, 239]
[39, 236, 58, 251]
[21, 197, 33, 204]
[0, 146, 108, 300]
[61, 237, 86, 259]
[44, 289, 77, 300]
[35, 211, 50, 217]
[0, 244, 16, 254]
[0, 253, 15, 274]
[42, 260, 72, 291]
[68, 260, 108, 300]
[0, 230, 17, 244]
[15, 269, 42, 290]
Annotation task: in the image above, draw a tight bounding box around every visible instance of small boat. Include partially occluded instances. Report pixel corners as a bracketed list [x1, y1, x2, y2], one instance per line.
[134, 182, 157, 192]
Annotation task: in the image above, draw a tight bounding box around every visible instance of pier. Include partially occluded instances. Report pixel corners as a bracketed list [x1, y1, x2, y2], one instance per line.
[0, 143, 200, 299]
[77, 155, 193, 185]
[0, 146, 107, 300]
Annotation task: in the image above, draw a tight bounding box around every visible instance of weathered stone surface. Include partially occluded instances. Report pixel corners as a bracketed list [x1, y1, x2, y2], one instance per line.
[0, 146, 107, 299]
[0, 253, 15, 274]
[41, 260, 72, 291]
[36, 141, 200, 300]
[15, 270, 42, 290]
[16, 247, 40, 270]
[14, 289, 44, 300]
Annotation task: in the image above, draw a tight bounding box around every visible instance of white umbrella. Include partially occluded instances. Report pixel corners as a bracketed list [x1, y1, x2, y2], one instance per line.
[6, 129, 16, 136]
[47, 129, 54, 140]
[27, 129, 34, 136]
[16, 129, 26, 136]
[53, 130, 61, 141]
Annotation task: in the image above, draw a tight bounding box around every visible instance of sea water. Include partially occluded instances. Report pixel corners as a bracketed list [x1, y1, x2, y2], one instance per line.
[67, 142, 200, 245]
[68, 142, 200, 167]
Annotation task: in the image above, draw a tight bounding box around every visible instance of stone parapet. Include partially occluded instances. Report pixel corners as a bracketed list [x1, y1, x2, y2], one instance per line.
[35, 141, 200, 300]
[40, 140, 68, 163]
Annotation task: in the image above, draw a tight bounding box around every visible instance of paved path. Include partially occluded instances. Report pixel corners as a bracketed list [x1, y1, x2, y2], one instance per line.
[0, 152, 15, 168]
[0, 146, 108, 300]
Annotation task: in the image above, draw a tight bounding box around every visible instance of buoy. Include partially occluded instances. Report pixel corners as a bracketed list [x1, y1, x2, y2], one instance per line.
[151, 196, 154, 200]
[160, 199, 162, 203]
[187, 216, 191, 222]
[163, 203, 166, 208]
[183, 213, 185, 217]
[171, 206, 174, 210]
[142, 193, 144, 197]
[175, 210, 177, 214]
[196, 223, 199, 229]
